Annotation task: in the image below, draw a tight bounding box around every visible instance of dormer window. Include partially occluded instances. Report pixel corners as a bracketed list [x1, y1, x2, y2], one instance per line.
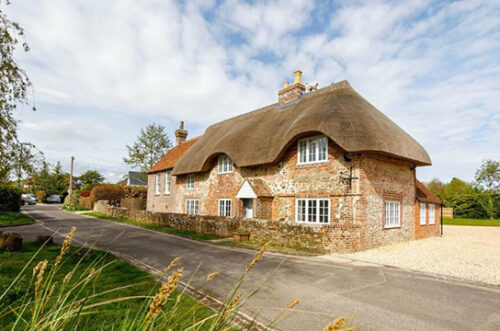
[217, 155, 233, 174]
[298, 136, 327, 165]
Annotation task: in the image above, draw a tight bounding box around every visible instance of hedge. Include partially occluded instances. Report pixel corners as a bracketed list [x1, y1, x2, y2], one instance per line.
[0, 185, 22, 212]
[90, 184, 124, 207]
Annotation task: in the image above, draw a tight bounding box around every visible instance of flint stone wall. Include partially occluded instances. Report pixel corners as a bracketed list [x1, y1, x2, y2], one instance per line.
[94, 200, 361, 253]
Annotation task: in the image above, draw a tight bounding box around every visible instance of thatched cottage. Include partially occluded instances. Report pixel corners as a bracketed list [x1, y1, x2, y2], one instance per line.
[147, 71, 441, 250]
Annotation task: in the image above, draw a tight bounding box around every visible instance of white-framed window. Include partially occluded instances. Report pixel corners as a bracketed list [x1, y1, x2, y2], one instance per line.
[186, 174, 195, 190]
[429, 204, 435, 224]
[298, 136, 328, 165]
[295, 198, 330, 224]
[164, 171, 171, 194]
[384, 201, 401, 228]
[185, 199, 199, 215]
[155, 173, 161, 195]
[419, 203, 426, 225]
[218, 199, 232, 217]
[217, 155, 233, 174]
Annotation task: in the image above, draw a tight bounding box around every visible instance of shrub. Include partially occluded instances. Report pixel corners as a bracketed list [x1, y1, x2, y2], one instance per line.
[81, 183, 97, 191]
[63, 193, 79, 207]
[90, 184, 124, 206]
[123, 185, 147, 199]
[0, 185, 22, 212]
[80, 189, 90, 197]
[35, 190, 47, 203]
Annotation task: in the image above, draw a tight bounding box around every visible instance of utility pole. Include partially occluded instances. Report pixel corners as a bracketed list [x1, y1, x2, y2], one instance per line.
[69, 156, 74, 195]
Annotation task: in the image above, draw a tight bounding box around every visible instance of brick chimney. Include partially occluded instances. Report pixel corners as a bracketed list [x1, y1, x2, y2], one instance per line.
[175, 121, 188, 146]
[278, 70, 306, 104]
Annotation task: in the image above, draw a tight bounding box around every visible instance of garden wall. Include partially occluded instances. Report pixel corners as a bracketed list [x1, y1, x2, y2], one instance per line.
[94, 200, 361, 253]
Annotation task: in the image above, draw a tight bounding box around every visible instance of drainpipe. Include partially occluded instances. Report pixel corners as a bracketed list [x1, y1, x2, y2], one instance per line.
[440, 202, 444, 236]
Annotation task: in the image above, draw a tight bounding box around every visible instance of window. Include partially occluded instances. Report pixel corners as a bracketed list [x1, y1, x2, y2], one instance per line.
[164, 171, 171, 194]
[218, 199, 232, 217]
[217, 155, 233, 174]
[429, 204, 435, 224]
[155, 173, 161, 195]
[297, 136, 328, 164]
[185, 199, 199, 215]
[295, 198, 330, 224]
[420, 203, 426, 225]
[384, 201, 401, 228]
[186, 174, 195, 190]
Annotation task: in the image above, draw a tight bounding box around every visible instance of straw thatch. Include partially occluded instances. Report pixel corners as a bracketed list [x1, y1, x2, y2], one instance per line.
[172, 81, 431, 175]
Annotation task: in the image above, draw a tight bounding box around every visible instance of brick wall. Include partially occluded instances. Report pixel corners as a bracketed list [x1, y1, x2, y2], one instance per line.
[95, 200, 361, 253]
[358, 155, 416, 250]
[415, 202, 441, 239]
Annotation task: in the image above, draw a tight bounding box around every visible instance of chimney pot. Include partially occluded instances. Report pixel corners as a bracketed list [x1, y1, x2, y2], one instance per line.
[294, 70, 302, 84]
[283, 80, 289, 88]
[180, 121, 184, 129]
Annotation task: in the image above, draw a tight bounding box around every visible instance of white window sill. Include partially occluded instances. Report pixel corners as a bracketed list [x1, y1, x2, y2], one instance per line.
[297, 160, 328, 166]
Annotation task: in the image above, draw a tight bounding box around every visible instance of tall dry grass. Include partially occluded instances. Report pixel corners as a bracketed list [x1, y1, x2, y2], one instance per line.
[0, 228, 354, 330]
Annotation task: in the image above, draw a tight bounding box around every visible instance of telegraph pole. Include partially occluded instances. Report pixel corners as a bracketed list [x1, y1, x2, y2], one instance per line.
[69, 156, 74, 195]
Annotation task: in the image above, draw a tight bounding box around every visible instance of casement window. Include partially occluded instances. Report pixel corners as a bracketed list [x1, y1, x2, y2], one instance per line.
[298, 136, 328, 165]
[155, 173, 161, 195]
[164, 171, 171, 194]
[384, 201, 401, 228]
[218, 199, 232, 217]
[185, 199, 199, 215]
[429, 204, 435, 224]
[186, 174, 195, 190]
[295, 198, 330, 224]
[217, 155, 233, 174]
[419, 203, 426, 225]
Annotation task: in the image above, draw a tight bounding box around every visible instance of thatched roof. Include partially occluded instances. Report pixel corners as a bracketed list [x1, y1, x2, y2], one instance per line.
[172, 81, 431, 175]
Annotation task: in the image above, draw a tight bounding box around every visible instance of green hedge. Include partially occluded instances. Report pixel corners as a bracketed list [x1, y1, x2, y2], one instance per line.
[0, 185, 22, 212]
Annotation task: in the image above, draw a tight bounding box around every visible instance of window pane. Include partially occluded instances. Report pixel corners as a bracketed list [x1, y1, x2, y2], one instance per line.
[297, 200, 306, 222]
[309, 140, 317, 162]
[308, 200, 317, 222]
[318, 137, 327, 161]
[319, 200, 329, 223]
[299, 141, 307, 163]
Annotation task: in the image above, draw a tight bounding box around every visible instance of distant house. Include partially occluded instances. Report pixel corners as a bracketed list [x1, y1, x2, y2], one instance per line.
[147, 71, 441, 250]
[118, 171, 148, 187]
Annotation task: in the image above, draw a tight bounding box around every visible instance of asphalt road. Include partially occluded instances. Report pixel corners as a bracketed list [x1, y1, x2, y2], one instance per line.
[4, 204, 500, 330]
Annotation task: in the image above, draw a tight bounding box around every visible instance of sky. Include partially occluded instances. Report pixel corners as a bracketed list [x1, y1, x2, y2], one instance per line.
[5, 0, 500, 183]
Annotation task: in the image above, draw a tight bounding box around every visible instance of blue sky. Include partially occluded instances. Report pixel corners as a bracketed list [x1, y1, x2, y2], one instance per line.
[6, 0, 500, 183]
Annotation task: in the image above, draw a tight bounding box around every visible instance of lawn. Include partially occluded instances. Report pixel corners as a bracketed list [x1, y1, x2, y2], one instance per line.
[83, 212, 218, 241]
[443, 217, 500, 227]
[0, 242, 214, 330]
[0, 212, 35, 227]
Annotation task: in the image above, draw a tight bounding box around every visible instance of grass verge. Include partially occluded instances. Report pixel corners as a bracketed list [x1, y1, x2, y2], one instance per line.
[443, 217, 500, 226]
[221, 239, 321, 255]
[0, 241, 213, 330]
[83, 212, 218, 241]
[62, 205, 89, 212]
[0, 212, 35, 227]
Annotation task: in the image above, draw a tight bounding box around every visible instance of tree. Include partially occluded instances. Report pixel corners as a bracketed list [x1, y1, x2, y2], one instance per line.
[0, 3, 34, 184]
[123, 123, 172, 172]
[425, 178, 444, 200]
[475, 159, 500, 192]
[78, 170, 105, 186]
[475, 159, 500, 219]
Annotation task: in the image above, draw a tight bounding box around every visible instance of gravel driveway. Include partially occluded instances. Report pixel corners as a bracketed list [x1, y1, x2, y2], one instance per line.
[341, 225, 500, 285]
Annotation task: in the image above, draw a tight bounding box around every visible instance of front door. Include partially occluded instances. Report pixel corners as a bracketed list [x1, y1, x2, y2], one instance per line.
[243, 199, 253, 218]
